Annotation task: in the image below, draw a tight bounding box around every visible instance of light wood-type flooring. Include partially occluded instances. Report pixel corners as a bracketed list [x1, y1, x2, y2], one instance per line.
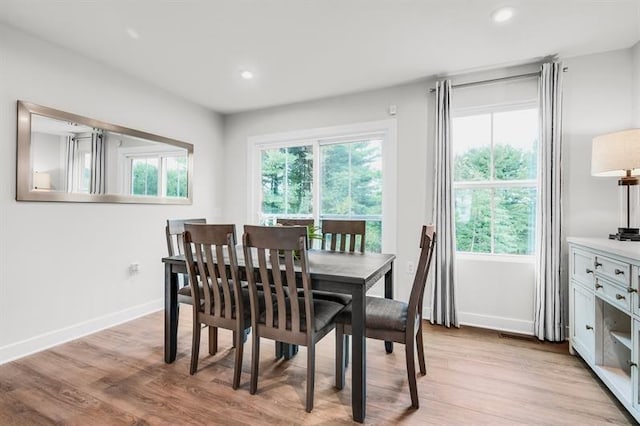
[0, 307, 634, 425]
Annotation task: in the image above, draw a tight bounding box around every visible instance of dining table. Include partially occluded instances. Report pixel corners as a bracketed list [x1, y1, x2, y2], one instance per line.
[162, 249, 395, 423]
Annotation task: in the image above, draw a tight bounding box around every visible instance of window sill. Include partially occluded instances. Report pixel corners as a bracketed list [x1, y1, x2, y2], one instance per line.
[455, 252, 536, 264]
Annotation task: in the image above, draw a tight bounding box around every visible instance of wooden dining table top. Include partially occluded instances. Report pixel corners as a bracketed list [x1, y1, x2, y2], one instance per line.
[163, 248, 395, 286]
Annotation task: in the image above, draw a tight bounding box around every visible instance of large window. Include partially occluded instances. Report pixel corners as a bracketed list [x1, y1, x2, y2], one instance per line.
[452, 106, 538, 255]
[251, 121, 396, 254]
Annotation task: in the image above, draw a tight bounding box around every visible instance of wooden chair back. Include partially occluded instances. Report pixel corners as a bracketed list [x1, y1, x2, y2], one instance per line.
[276, 218, 314, 227]
[243, 225, 312, 344]
[166, 218, 206, 256]
[407, 225, 436, 321]
[183, 224, 243, 325]
[321, 219, 366, 253]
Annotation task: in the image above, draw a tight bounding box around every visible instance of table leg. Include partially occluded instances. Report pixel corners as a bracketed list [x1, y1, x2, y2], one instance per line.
[164, 263, 179, 363]
[351, 285, 366, 422]
[384, 263, 394, 354]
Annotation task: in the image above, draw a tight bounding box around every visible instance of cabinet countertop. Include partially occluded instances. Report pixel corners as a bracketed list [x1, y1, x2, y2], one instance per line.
[568, 237, 640, 262]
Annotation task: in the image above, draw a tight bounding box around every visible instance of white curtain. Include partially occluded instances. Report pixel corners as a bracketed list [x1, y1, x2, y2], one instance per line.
[534, 62, 564, 341]
[431, 79, 459, 328]
[90, 129, 106, 194]
[65, 136, 77, 192]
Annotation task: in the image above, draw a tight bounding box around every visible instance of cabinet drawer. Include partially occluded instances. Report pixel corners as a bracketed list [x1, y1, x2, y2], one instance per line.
[572, 248, 595, 286]
[594, 254, 631, 286]
[595, 275, 632, 314]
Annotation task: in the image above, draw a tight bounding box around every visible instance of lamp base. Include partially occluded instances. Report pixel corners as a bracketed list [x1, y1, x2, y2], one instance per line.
[609, 228, 640, 241]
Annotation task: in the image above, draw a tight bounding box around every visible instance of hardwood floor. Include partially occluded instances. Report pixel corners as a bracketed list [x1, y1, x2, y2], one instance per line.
[0, 308, 634, 425]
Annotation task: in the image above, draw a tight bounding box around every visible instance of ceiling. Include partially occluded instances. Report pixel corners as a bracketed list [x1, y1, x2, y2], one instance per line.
[0, 0, 638, 114]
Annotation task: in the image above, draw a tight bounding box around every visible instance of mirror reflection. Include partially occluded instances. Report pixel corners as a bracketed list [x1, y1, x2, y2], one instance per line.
[17, 101, 193, 204]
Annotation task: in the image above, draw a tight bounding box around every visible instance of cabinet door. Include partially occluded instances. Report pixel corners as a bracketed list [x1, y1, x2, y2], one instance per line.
[633, 319, 640, 412]
[572, 283, 595, 364]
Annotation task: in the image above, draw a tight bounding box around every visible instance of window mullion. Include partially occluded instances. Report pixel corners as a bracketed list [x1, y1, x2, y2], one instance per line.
[313, 141, 321, 225]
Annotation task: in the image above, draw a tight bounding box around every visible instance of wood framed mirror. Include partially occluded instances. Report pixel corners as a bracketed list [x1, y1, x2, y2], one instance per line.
[16, 101, 193, 204]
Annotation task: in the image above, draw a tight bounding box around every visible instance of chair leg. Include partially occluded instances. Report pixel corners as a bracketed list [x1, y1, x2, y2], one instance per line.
[344, 335, 350, 368]
[416, 323, 426, 375]
[250, 330, 260, 395]
[335, 324, 345, 390]
[405, 338, 419, 408]
[190, 320, 201, 375]
[208, 326, 218, 355]
[306, 344, 315, 412]
[232, 328, 244, 390]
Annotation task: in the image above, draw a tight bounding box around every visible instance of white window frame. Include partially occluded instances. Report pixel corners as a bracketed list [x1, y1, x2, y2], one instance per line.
[452, 101, 538, 260]
[118, 145, 187, 197]
[248, 119, 397, 253]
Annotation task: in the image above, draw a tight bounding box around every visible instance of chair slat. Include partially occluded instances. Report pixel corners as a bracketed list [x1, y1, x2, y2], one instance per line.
[321, 220, 366, 254]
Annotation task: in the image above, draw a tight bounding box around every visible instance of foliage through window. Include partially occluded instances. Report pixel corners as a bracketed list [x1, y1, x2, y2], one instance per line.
[453, 107, 538, 255]
[258, 138, 383, 252]
[129, 154, 187, 197]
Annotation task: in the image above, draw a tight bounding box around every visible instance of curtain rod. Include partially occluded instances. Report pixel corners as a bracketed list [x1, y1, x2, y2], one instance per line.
[428, 67, 569, 93]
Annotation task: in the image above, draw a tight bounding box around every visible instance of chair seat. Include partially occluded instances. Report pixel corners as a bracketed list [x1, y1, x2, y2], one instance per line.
[189, 284, 264, 327]
[297, 289, 352, 306]
[259, 297, 344, 332]
[335, 296, 409, 332]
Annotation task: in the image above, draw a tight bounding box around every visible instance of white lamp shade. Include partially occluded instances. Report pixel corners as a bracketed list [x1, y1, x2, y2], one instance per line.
[592, 129, 640, 177]
[33, 171, 51, 189]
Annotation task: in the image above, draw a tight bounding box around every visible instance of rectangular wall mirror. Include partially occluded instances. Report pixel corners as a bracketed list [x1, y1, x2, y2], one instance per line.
[16, 101, 193, 204]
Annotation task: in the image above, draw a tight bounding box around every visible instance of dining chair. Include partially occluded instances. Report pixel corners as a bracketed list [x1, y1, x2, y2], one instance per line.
[275, 218, 314, 227]
[335, 225, 436, 408]
[167, 218, 220, 354]
[242, 225, 344, 412]
[321, 219, 366, 253]
[183, 223, 254, 389]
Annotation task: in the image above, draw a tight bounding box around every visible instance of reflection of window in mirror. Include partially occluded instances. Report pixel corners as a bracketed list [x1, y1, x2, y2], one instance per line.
[118, 138, 188, 198]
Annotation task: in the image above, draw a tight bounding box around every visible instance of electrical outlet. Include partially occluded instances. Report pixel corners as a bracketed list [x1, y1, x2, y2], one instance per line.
[406, 261, 415, 275]
[129, 263, 140, 274]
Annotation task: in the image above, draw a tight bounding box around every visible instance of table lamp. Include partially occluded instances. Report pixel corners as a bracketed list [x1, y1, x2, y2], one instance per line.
[33, 171, 51, 190]
[592, 129, 640, 241]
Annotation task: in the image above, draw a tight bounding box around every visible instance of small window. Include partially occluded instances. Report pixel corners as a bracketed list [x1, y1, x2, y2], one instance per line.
[126, 153, 187, 197]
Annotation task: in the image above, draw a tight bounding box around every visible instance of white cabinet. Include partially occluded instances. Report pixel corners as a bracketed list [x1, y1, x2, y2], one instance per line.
[569, 238, 640, 423]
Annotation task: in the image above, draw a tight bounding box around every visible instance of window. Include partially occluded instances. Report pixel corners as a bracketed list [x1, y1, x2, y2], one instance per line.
[453, 106, 538, 255]
[250, 120, 396, 254]
[126, 153, 187, 197]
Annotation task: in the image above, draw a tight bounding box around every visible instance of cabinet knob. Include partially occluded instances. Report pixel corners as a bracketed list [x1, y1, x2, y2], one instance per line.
[616, 294, 626, 300]
[595, 261, 603, 268]
[585, 268, 594, 274]
[585, 325, 593, 330]
[615, 268, 625, 275]
[595, 281, 603, 289]
[627, 287, 638, 293]
[628, 360, 637, 368]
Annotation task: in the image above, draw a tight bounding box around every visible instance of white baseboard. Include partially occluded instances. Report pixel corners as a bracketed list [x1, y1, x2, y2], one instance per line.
[423, 307, 534, 335]
[0, 299, 163, 365]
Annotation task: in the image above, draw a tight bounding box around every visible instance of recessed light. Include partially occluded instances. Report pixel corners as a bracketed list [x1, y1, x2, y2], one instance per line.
[126, 27, 140, 40]
[240, 70, 254, 80]
[492, 7, 514, 23]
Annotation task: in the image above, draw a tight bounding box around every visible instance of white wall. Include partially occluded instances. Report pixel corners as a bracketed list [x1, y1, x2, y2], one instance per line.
[632, 41, 640, 127]
[0, 24, 224, 364]
[563, 49, 634, 241]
